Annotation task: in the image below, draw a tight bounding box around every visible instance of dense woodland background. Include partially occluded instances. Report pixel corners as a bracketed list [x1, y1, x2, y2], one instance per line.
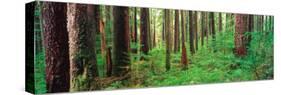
[31, 1, 273, 93]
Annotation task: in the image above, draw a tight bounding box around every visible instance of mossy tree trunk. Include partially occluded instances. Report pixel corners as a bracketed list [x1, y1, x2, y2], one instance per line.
[67, 4, 99, 91]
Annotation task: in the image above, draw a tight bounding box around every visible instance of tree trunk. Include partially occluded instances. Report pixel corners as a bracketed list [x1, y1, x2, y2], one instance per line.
[234, 14, 247, 56]
[42, 2, 69, 93]
[246, 15, 254, 47]
[219, 13, 222, 32]
[189, 11, 195, 55]
[140, 8, 149, 55]
[105, 6, 113, 77]
[210, 12, 216, 52]
[205, 12, 209, 46]
[181, 10, 188, 68]
[174, 10, 180, 53]
[165, 9, 171, 71]
[134, 7, 138, 44]
[147, 9, 152, 50]
[194, 12, 198, 51]
[112, 6, 130, 77]
[153, 17, 156, 47]
[162, 11, 165, 42]
[67, 4, 99, 91]
[35, 2, 43, 54]
[201, 12, 205, 47]
[106, 47, 112, 77]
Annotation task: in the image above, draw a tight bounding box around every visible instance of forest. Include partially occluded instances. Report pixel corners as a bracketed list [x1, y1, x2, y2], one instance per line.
[30, 1, 274, 93]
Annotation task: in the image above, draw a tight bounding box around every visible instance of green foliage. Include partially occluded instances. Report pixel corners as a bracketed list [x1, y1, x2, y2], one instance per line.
[107, 28, 273, 89]
[243, 31, 274, 79]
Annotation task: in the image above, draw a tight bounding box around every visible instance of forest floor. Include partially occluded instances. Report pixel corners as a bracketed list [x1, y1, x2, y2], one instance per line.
[105, 30, 273, 90]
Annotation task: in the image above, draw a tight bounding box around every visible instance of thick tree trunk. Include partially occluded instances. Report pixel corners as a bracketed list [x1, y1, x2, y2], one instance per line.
[112, 6, 130, 77]
[189, 11, 195, 55]
[140, 8, 149, 55]
[42, 2, 70, 93]
[234, 14, 247, 56]
[67, 4, 99, 91]
[181, 11, 188, 68]
[165, 9, 171, 71]
[174, 10, 180, 53]
[105, 6, 113, 77]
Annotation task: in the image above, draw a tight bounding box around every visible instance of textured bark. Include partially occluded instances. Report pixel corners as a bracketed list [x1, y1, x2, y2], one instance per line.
[181, 11, 188, 68]
[174, 10, 180, 52]
[234, 14, 247, 56]
[112, 6, 130, 77]
[140, 8, 149, 55]
[67, 4, 99, 91]
[189, 11, 195, 55]
[42, 2, 70, 93]
[165, 9, 171, 71]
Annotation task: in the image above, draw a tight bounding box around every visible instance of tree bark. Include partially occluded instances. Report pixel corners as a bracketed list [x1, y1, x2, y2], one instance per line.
[112, 6, 130, 77]
[67, 4, 99, 91]
[181, 10, 188, 68]
[189, 11, 195, 55]
[210, 12, 216, 52]
[194, 12, 198, 51]
[42, 2, 70, 93]
[234, 14, 247, 56]
[201, 12, 205, 47]
[219, 13, 222, 32]
[134, 7, 138, 44]
[140, 8, 149, 55]
[165, 9, 171, 71]
[174, 10, 180, 52]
